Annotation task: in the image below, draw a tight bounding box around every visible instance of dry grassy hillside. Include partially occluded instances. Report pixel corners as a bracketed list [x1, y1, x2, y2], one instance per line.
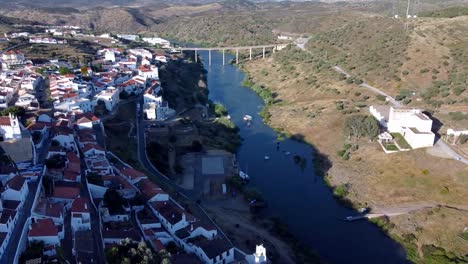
[306, 15, 468, 113]
[242, 45, 468, 264]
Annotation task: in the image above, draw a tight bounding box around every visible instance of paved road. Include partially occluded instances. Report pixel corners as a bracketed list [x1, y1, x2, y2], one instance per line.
[79, 155, 105, 263]
[134, 92, 233, 246]
[434, 138, 468, 165]
[332, 66, 402, 107]
[0, 182, 38, 264]
[62, 210, 74, 263]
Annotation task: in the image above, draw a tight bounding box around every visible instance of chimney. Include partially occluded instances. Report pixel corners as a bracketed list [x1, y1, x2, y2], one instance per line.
[190, 224, 193, 232]
[172, 213, 175, 219]
[84, 203, 88, 210]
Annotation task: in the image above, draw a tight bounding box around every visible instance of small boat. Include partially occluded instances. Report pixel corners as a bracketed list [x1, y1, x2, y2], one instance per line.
[358, 207, 369, 213]
[239, 170, 249, 180]
[284, 151, 291, 156]
[264, 156, 270, 160]
[243, 115, 253, 121]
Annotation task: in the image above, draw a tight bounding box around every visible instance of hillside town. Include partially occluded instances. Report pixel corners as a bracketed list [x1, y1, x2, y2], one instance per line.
[0, 26, 268, 264]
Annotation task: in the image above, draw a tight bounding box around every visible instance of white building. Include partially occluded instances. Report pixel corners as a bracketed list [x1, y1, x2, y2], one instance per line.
[370, 106, 435, 149]
[28, 218, 62, 247]
[142, 37, 170, 47]
[2, 175, 28, 202]
[105, 50, 116, 62]
[0, 114, 22, 140]
[54, 98, 94, 113]
[128, 49, 153, 60]
[246, 244, 268, 264]
[71, 198, 91, 234]
[1, 50, 28, 69]
[138, 65, 159, 80]
[95, 86, 120, 112]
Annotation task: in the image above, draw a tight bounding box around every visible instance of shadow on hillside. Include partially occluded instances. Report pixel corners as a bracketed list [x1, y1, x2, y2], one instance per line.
[423, 111, 444, 143]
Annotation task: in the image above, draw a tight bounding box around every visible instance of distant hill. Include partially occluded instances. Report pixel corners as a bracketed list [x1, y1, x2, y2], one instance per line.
[222, 0, 257, 10]
[419, 6, 468, 18]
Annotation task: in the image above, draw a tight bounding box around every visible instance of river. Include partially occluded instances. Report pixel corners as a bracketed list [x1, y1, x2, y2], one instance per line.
[197, 50, 408, 264]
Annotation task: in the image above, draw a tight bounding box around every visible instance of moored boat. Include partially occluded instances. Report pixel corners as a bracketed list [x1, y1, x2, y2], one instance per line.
[243, 115, 252, 121]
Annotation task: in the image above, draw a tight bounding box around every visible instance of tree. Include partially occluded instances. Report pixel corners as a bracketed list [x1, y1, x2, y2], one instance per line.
[103, 189, 126, 214]
[213, 103, 228, 117]
[20, 241, 44, 263]
[105, 239, 158, 264]
[45, 154, 66, 169]
[0, 106, 25, 117]
[80, 66, 88, 76]
[191, 140, 203, 152]
[87, 172, 103, 186]
[344, 115, 379, 140]
[165, 241, 178, 254]
[58, 67, 72, 75]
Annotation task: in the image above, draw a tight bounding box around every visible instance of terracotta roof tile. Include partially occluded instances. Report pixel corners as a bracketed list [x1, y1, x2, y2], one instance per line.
[71, 197, 90, 213]
[7, 175, 26, 191]
[28, 218, 58, 237]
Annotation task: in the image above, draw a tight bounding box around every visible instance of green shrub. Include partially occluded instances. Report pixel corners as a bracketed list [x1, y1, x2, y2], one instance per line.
[333, 184, 349, 198]
[376, 94, 386, 101]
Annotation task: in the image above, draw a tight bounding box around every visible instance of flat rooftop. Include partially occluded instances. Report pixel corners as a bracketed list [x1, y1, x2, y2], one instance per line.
[201, 156, 224, 175]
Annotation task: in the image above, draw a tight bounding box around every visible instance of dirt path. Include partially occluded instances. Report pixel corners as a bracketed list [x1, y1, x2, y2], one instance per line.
[370, 202, 468, 216]
[204, 198, 296, 264]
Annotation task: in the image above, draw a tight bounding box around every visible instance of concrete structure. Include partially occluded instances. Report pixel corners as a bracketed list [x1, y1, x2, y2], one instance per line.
[175, 43, 290, 65]
[370, 106, 435, 149]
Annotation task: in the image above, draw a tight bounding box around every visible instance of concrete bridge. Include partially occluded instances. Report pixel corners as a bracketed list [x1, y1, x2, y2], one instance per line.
[174, 43, 291, 65]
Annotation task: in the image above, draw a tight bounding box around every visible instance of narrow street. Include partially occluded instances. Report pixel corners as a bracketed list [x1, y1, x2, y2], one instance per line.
[62, 210, 74, 263]
[0, 182, 38, 264]
[79, 155, 105, 263]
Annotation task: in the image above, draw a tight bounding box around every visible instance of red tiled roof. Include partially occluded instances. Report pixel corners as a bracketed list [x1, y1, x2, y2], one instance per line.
[121, 168, 145, 181]
[75, 113, 99, 122]
[76, 117, 92, 124]
[62, 93, 78, 99]
[152, 239, 165, 251]
[28, 218, 58, 237]
[52, 125, 72, 135]
[71, 197, 90, 213]
[53, 186, 80, 199]
[33, 200, 64, 218]
[27, 122, 48, 131]
[82, 144, 104, 153]
[67, 152, 80, 163]
[0, 116, 11, 126]
[64, 169, 79, 181]
[135, 179, 166, 200]
[7, 175, 26, 191]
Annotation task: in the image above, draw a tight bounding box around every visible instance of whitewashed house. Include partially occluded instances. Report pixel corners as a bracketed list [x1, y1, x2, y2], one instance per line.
[2, 175, 28, 202]
[71, 198, 91, 233]
[135, 179, 169, 202]
[0, 114, 22, 140]
[28, 218, 62, 246]
[82, 144, 106, 158]
[128, 49, 153, 60]
[95, 86, 120, 112]
[138, 65, 159, 80]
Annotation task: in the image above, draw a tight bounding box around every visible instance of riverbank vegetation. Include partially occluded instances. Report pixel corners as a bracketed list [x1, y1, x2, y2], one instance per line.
[241, 42, 468, 261]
